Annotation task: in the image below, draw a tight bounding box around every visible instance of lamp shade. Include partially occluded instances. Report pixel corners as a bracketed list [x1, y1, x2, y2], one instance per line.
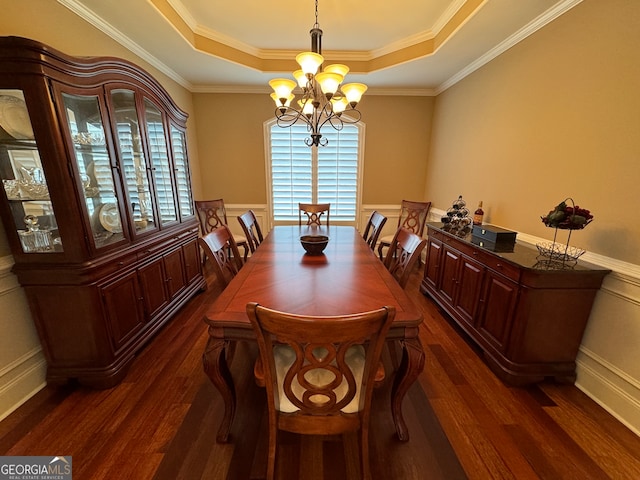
[293, 70, 308, 89]
[315, 72, 343, 96]
[331, 96, 349, 114]
[271, 92, 294, 108]
[269, 79, 297, 102]
[324, 64, 350, 77]
[296, 52, 324, 76]
[298, 99, 315, 116]
[341, 83, 368, 105]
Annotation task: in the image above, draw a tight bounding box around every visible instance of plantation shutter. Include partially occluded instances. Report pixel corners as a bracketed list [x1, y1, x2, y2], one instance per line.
[269, 123, 359, 222]
[317, 125, 358, 221]
[270, 125, 312, 221]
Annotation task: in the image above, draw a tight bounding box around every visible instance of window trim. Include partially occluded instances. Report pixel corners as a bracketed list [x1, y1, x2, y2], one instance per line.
[264, 117, 365, 227]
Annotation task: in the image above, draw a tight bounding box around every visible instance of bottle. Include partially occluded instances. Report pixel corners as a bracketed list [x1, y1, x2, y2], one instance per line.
[473, 201, 484, 225]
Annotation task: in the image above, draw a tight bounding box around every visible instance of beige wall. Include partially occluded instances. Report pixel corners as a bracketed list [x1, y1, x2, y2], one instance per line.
[193, 93, 435, 205]
[426, 0, 640, 265]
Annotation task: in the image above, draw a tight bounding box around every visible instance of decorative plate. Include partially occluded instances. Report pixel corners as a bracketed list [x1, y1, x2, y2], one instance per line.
[99, 203, 122, 233]
[0, 95, 34, 139]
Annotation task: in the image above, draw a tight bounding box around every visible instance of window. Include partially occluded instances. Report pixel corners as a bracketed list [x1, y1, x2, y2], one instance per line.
[266, 121, 363, 224]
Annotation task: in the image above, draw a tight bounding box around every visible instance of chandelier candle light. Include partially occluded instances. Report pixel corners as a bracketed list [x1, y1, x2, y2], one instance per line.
[268, 0, 367, 147]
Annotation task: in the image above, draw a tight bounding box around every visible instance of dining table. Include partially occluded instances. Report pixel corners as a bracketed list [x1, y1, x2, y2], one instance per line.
[202, 225, 425, 443]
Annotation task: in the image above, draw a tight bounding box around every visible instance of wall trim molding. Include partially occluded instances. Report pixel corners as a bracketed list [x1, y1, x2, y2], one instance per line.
[0, 255, 48, 422]
[576, 347, 640, 436]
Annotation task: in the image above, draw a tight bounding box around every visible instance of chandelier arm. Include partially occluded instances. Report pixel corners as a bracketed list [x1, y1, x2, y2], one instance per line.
[337, 109, 362, 124]
[274, 107, 313, 129]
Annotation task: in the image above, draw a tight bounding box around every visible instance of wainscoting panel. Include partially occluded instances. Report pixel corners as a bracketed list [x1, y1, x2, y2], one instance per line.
[0, 255, 46, 421]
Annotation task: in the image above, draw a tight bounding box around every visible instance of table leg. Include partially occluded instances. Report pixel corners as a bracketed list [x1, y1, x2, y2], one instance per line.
[391, 332, 425, 442]
[202, 329, 236, 443]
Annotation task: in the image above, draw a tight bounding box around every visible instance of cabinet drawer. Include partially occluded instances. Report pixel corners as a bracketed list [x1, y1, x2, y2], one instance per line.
[474, 250, 519, 281]
[99, 252, 138, 278]
[439, 233, 520, 282]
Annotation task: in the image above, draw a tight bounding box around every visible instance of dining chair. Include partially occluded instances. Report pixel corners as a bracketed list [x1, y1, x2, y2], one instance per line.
[362, 210, 387, 250]
[247, 302, 396, 480]
[195, 199, 249, 261]
[237, 209, 263, 254]
[377, 200, 431, 262]
[383, 227, 427, 288]
[198, 225, 243, 288]
[298, 202, 330, 226]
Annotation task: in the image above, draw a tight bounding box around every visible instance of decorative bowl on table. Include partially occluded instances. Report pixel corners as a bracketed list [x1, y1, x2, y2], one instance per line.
[300, 235, 329, 255]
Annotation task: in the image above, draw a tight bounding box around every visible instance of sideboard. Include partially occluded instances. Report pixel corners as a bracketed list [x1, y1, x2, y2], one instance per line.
[420, 222, 610, 385]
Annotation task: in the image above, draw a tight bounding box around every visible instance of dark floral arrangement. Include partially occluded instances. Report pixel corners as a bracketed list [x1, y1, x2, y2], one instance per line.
[541, 198, 593, 230]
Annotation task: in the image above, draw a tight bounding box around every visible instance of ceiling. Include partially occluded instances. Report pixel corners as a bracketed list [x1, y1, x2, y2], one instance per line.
[59, 0, 580, 95]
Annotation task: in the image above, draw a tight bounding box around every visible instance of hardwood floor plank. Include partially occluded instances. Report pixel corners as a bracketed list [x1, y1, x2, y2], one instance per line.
[1, 267, 639, 480]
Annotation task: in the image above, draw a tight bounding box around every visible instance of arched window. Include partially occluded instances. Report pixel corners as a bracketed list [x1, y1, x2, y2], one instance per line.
[264, 120, 364, 224]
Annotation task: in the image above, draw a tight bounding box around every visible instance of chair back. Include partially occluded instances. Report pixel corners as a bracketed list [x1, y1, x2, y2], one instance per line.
[384, 227, 427, 288]
[397, 200, 431, 237]
[198, 225, 242, 287]
[299, 203, 330, 226]
[362, 211, 387, 250]
[237, 209, 264, 254]
[195, 199, 228, 235]
[247, 302, 395, 480]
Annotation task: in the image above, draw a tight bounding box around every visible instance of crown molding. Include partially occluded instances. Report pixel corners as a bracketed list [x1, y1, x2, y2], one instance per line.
[57, 0, 193, 90]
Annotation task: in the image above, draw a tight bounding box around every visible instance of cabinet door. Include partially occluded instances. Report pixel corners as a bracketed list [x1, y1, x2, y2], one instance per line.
[164, 247, 186, 298]
[423, 238, 442, 290]
[102, 271, 146, 351]
[109, 88, 156, 236]
[59, 89, 128, 250]
[138, 257, 169, 318]
[143, 99, 178, 226]
[182, 238, 202, 284]
[439, 245, 461, 304]
[169, 125, 194, 220]
[0, 108, 63, 254]
[477, 271, 519, 352]
[453, 255, 485, 327]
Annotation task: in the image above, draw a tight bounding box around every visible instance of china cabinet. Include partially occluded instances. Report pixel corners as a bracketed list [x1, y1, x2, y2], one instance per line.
[0, 37, 205, 387]
[421, 223, 609, 385]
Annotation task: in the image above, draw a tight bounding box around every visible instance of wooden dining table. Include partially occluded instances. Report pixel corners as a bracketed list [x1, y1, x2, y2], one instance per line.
[202, 225, 425, 443]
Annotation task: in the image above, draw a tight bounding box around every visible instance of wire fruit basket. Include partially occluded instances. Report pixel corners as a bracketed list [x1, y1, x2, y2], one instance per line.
[536, 197, 592, 268]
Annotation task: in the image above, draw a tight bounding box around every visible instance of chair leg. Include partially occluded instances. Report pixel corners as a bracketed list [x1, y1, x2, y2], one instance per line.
[360, 425, 372, 480]
[266, 424, 277, 480]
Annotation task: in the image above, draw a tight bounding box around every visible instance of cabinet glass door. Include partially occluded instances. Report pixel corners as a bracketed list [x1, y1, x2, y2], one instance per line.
[62, 92, 124, 248]
[170, 125, 193, 219]
[144, 99, 177, 225]
[110, 89, 155, 234]
[0, 89, 63, 253]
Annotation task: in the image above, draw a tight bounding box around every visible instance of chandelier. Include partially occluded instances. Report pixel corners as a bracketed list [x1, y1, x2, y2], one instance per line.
[268, 0, 367, 147]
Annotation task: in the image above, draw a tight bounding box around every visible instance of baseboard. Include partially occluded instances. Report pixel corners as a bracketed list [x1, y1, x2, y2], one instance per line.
[0, 348, 47, 422]
[576, 347, 640, 436]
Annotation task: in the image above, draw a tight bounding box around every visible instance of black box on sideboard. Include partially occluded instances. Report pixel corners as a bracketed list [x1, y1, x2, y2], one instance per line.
[471, 224, 517, 250]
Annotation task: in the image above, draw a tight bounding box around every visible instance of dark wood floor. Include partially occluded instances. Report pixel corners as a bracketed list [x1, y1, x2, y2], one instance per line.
[1, 263, 640, 479]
